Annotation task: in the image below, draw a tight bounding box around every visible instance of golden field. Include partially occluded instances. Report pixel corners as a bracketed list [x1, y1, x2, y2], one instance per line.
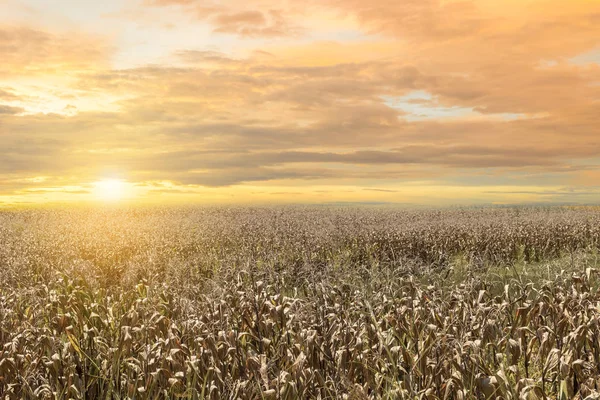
[1, 207, 600, 399]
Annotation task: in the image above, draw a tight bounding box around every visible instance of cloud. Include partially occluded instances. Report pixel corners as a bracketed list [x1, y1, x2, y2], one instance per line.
[2, 0, 600, 203]
[144, 0, 300, 37]
[0, 26, 110, 75]
[176, 50, 240, 65]
[364, 188, 397, 193]
[0, 88, 19, 101]
[323, 0, 484, 39]
[3, 55, 598, 191]
[0, 105, 24, 115]
[212, 10, 296, 37]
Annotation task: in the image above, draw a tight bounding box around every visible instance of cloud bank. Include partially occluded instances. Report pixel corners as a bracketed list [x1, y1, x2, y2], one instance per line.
[1, 0, 599, 204]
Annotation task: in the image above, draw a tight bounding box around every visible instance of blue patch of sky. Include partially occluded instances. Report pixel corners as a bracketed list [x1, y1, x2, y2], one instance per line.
[382, 91, 477, 121]
[14, 0, 237, 69]
[383, 91, 527, 121]
[311, 29, 375, 42]
[13, 0, 124, 29]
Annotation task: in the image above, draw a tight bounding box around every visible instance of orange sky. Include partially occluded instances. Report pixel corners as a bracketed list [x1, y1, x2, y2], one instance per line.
[1, 0, 599, 206]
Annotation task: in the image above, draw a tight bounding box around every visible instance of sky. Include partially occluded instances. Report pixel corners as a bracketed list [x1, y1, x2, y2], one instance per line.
[1, 0, 600, 206]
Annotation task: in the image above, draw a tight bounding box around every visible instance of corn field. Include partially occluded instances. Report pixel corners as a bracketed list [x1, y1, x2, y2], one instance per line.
[1, 206, 600, 399]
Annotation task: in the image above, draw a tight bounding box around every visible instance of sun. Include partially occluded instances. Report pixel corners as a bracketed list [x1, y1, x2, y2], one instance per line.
[92, 179, 128, 202]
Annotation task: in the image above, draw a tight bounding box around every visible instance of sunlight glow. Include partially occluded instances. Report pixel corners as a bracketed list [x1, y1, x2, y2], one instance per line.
[92, 179, 128, 202]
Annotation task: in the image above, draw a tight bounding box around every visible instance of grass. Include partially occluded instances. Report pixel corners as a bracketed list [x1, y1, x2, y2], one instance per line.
[1, 206, 600, 399]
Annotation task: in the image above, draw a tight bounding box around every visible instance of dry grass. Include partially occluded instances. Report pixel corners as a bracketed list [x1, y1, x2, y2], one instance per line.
[1, 206, 600, 399]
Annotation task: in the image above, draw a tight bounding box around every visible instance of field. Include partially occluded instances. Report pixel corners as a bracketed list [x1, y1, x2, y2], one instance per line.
[1, 206, 600, 399]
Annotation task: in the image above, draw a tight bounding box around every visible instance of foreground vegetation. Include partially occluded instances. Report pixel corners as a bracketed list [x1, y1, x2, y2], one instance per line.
[1, 206, 600, 399]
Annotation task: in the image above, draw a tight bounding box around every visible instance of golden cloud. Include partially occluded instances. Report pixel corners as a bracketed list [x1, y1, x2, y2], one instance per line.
[1, 0, 599, 204]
